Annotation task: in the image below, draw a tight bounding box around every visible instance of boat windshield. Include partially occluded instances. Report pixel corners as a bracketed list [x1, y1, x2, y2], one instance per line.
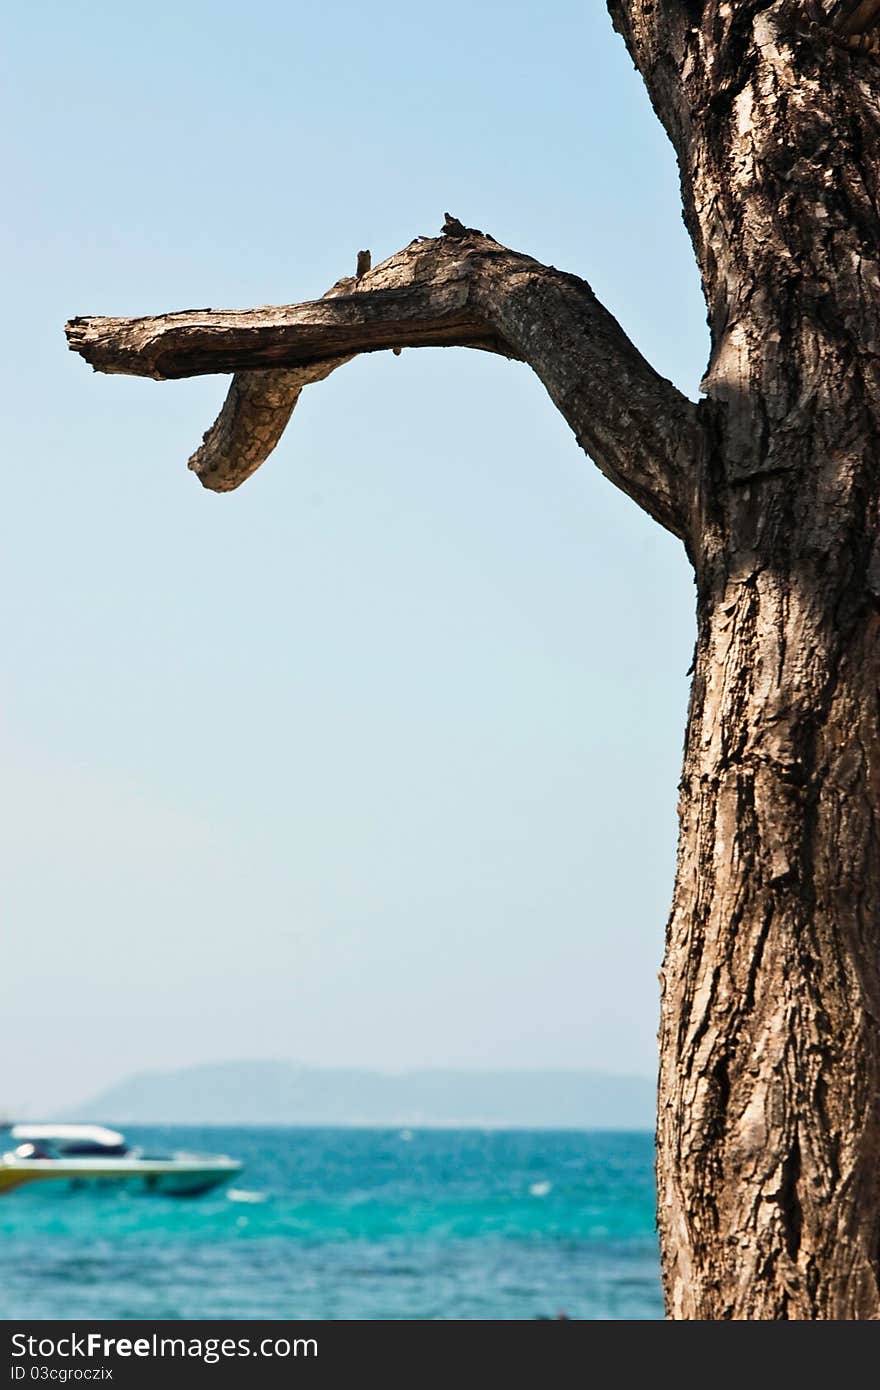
[54, 1139, 129, 1157]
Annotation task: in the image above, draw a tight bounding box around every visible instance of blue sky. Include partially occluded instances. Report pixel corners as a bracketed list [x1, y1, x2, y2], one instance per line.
[3, 2, 707, 1114]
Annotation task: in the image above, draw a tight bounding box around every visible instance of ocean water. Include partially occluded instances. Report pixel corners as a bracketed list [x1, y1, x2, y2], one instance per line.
[1, 1127, 662, 1320]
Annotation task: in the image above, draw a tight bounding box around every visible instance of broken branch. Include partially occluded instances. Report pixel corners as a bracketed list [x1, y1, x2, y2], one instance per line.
[66, 225, 699, 535]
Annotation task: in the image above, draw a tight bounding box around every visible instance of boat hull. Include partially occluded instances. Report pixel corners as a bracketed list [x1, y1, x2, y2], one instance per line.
[0, 1157, 241, 1197]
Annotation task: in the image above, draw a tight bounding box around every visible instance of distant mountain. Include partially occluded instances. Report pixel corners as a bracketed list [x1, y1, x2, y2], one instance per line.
[67, 1061, 654, 1129]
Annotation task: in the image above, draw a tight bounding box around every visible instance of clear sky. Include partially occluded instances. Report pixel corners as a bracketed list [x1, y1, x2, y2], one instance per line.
[2, 2, 708, 1115]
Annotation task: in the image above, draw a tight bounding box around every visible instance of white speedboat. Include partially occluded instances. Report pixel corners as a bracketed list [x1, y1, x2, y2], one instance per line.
[0, 1124, 242, 1197]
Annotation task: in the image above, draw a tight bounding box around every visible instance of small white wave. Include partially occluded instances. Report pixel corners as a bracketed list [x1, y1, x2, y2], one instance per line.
[398, 1129, 414, 1142]
[227, 1188, 267, 1204]
[530, 1180, 553, 1198]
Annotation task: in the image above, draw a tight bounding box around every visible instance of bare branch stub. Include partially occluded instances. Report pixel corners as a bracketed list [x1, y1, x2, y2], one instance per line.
[185, 357, 353, 493]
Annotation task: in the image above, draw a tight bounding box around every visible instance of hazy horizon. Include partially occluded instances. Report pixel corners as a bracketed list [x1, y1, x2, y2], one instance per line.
[55, 1057, 657, 1130]
[5, 2, 705, 1117]
[12, 1056, 656, 1124]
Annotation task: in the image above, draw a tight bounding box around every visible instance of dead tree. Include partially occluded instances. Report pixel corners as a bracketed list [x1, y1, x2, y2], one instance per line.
[66, 1, 880, 1318]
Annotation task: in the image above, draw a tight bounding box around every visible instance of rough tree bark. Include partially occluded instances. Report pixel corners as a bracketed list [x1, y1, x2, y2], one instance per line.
[66, 2, 880, 1318]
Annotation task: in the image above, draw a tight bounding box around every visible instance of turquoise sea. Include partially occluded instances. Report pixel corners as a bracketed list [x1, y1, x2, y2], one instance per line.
[1, 1127, 662, 1320]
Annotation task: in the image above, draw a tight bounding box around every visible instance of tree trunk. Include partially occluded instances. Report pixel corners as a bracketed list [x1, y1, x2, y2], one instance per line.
[614, 0, 880, 1317]
[659, 533, 880, 1318]
[65, 0, 880, 1319]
